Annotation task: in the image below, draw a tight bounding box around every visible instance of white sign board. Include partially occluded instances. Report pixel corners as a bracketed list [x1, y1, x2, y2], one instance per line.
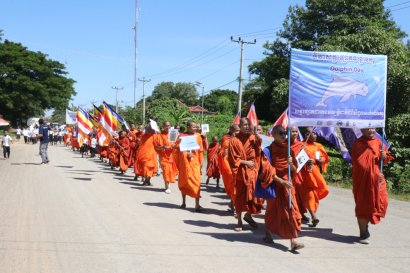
[179, 135, 200, 151]
[296, 148, 310, 173]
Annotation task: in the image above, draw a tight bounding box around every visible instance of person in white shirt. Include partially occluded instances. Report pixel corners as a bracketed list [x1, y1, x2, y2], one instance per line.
[2, 131, 13, 158]
[16, 128, 21, 141]
[90, 134, 97, 158]
[23, 128, 29, 144]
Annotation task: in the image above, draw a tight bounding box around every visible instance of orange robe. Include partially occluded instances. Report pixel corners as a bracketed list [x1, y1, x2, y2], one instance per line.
[290, 141, 308, 214]
[109, 140, 119, 167]
[352, 136, 393, 224]
[118, 136, 130, 172]
[155, 131, 178, 183]
[300, 142, 329, 213]
[71, 136, 80, 150]
[228, 133, 262, 215]
[206, 143, 220, 179]
[135, 133, 158, 177]
[259, 142, 301, 239]
[127, 130, 137, 167]
[218, 134, 235, 198]
[174, 133, 203, 198]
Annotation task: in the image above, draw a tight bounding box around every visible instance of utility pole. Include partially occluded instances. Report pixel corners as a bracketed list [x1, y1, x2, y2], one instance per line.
[194, 81, 205, 124]
[111, 86, 123, 113]
[133, 0, 140, 109]
[231, 36, 256, 116]
[138, 77, 151, 125]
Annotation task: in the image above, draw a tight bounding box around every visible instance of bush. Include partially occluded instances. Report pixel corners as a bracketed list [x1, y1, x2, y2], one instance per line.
[323, 147, 352, 185]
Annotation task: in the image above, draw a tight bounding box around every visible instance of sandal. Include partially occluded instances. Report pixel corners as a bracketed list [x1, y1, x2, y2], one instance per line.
[263, 237, 275, 244]
[291, 242, 305, 251]
[312, 218, 320, 227]
[195, 206, 205, 213]
[234, 225, 243, 232]
[180, 204, 186, 209]
[243, 215, 258, 228]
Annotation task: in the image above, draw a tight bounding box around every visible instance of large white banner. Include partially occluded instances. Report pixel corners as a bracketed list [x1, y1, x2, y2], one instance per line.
[289, 49, 387, 128]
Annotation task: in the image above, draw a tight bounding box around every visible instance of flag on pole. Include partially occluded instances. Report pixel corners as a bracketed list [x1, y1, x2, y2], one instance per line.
[271, 108, 303, 141]
[246, 102, 258, 127]
[89, 113, 100, 128]
[232, 114, 240, 125]
[77, 108, 94, 147]
[98, 101, 124, 146]
[273, 108, 289, 128]
[65, 109, 77, 124]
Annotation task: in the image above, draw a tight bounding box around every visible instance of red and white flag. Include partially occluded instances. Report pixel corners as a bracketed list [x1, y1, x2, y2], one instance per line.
[246, 102, 258, 127]
[273, 108, 288, 128]
[232, 114, 240, 125]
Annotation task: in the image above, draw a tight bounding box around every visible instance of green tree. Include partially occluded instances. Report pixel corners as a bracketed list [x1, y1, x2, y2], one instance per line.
[203, 89, 238, 114]
[248, 0, 410, 121]
[146, 97, 191, 126]
[0, 40, 76, 125]
[247, 0, 410, 193]
[215, 96, 234, 114]
[150, 81, 198, 106]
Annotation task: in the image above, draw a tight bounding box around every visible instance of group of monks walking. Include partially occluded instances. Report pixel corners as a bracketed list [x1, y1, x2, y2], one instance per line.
[63, 117, 393, 252]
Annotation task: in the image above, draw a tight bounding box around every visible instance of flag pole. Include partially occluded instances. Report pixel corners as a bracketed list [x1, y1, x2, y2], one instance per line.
[379, 128, 386, 190]
[287, 126, 292, 209]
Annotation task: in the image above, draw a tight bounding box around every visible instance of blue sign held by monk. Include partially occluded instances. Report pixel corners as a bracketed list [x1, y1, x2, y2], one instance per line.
[288, 49, 387, 128]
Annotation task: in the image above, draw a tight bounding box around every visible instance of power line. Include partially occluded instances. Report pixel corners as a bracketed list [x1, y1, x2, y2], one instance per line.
[387, 0, 410, 8]
[391, 5, 410, 11]
[155, 47, 237, 81]
[145, 38, 231, 78]
[195, 60, 240, 81]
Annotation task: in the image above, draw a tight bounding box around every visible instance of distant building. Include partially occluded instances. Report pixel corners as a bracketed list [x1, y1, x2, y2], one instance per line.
[175, 99, 216, 116]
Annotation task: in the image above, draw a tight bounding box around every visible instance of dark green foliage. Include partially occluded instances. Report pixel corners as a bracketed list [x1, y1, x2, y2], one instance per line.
[151, 81, 198, 106]
[0, 40, 76, 125]
[203, 89, 238, 114]
[245, 0, 410, 194]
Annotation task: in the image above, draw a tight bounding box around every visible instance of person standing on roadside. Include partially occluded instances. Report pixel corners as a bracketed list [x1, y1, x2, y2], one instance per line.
[2, 130, 13, 159]
[36, 118, 50, 164]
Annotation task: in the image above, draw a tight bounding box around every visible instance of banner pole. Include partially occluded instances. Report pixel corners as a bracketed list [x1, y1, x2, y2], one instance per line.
[379, 128, 386, 190]
[287, 127, 292, 209]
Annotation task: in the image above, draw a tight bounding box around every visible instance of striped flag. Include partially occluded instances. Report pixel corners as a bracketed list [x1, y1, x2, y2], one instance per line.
[246, 102, 258, 127]
[98, 101, 124, 146]
[77, 108, 94, 147]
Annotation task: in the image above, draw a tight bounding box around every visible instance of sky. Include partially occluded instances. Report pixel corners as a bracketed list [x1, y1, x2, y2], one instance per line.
[1, 0, 410, 112]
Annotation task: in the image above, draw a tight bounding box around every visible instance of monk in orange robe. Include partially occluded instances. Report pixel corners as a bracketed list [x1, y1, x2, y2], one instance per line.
[135, 124, 158, 186]
[259, 125, 304, 251]
[205, 136, 220, 187]
[299, 127, 329, 227]
[71, 135, 80, 151]
[118, 131, 130, 174]
[228, 117, 262, 231]
[174, 121, 204, 212]
[290, 126, 309, 222]
[218, 125, 239, 213]
[352, 128, 393, 244]
[154, 121, 178, 193]
[133, 126, 144, 181]
[127, 124, 138, 167]
[108, 137, 119, 169]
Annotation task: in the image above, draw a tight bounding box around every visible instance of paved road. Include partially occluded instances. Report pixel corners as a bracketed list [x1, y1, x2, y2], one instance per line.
[0, 142, 409, 273]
